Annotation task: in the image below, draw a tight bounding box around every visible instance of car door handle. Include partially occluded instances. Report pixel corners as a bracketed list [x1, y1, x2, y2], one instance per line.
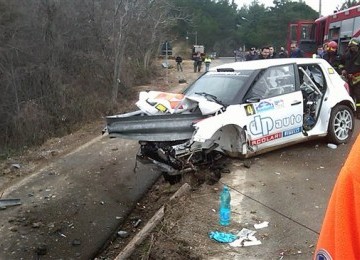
[291, 101, 301, 106]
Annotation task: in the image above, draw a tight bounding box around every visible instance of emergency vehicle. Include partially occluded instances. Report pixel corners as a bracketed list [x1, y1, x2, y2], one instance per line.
[287, 5, 360, 56]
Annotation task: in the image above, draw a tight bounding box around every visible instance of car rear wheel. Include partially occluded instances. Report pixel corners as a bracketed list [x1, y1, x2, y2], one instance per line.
[327, 105, 354, 144]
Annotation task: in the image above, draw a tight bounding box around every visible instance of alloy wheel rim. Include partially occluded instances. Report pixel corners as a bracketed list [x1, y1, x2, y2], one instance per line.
[333, 110, 352, 141]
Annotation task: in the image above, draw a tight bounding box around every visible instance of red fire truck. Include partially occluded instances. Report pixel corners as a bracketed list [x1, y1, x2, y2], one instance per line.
[287, 5, 360, 57]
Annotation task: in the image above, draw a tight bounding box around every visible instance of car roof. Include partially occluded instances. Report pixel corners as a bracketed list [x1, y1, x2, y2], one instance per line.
[210, 58, 330, 71]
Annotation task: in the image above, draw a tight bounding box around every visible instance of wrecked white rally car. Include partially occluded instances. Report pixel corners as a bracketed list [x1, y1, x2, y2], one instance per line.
[106, 58, 355, 177]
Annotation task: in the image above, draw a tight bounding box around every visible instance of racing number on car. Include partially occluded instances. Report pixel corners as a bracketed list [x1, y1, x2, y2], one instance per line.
[244, 104, 256, 116]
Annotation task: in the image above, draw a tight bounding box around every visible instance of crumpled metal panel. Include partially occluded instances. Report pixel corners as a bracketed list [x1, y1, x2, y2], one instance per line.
[106, 111, 206, 141]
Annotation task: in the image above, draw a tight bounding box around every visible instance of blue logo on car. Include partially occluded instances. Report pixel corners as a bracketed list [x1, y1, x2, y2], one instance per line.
[256, 101, 274, 112]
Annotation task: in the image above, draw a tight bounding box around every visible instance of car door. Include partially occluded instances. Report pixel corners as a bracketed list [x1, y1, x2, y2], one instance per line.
[243, 64, 304, 152]
[297, 63, 327, 133]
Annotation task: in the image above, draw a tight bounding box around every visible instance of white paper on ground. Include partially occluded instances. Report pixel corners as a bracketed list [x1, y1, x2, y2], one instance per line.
[243, 240, 262, 247]
[254, 221, 269, 229]
[229, 228, 261, 247]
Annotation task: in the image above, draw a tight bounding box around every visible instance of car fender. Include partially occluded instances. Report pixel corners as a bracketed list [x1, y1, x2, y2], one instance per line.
[192, 105, 248, 143]
[318, 88, 355, 134]
[302, 99, 354, 137]
[326, 90, 355, 112]
[194, 121, 247, 155]
[325, 67, 356, 110]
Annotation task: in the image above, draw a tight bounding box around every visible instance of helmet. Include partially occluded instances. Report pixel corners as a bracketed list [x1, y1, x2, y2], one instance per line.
[327, 41, 338, 52]
[348, 37, 360, 46]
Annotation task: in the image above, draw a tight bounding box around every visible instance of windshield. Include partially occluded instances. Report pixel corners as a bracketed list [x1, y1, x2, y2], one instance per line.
[184, 71, 254, 105]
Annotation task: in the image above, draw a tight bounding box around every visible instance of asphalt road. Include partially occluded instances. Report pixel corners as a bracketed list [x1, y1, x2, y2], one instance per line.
[221, 127, 360, 259]
[0, 135, 160, 259]
[149, 125, 360, 259]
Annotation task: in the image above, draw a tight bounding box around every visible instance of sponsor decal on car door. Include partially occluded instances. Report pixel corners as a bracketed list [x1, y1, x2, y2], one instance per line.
[246, 91, 304, 150]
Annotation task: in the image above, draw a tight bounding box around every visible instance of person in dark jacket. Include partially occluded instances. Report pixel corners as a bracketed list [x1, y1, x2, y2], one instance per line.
[322, 41, 341, 73]
[277, 46, 288, 58]
[269, 45, 277, 58]
[192, 51, 202, 72]
[289, 42, 304, 58]
[175, 55, 183, 72]
[316, 45, 325, 58]
[258, 46, 270, 59]
[245, 47, 258, 61]
[340, 37, 360, 119]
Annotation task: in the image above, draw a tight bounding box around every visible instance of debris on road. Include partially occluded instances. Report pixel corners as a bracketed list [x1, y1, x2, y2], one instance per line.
[208, 231, 238, 243]
[327, 143, 337, 149]
[72, 239, 81, 246]
[117, 231, 129, 238]
[0, 198, 22, 209]
[133, 219, 142, 228]
[254, 221, 269, 229]
[229, 228, 262, 247]
[243, 160, 251, 168]
[11, 163, 21, 169]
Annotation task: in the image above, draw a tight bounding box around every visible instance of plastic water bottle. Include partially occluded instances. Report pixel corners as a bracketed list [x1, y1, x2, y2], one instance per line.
[219, 185, 231, 226]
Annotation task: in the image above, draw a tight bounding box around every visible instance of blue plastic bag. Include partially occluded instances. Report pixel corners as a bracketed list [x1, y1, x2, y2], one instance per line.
[209, 231, 238, 243]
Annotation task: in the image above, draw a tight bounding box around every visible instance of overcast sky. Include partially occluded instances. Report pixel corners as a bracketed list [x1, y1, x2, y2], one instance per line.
[234, 0, 345, 17]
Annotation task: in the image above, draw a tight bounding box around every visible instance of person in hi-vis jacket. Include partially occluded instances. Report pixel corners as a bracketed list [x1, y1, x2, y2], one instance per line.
[204, 56, 211, 72]
[314, 133, 360, 260]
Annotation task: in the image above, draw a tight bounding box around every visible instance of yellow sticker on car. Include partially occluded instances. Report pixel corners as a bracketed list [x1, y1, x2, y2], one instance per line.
[155, 103, 168, 112]
[244, 104, 255, 116]
[328, 68, 335, 74]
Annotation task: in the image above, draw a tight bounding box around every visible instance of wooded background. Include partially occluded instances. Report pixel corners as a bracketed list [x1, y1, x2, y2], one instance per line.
[0, 0, 357, 156]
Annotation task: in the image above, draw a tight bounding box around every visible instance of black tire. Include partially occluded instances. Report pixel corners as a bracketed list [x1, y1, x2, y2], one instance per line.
[327, 105, 354, 144]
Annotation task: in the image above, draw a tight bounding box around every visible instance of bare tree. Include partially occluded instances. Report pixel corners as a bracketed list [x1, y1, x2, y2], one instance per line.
[111, 0, 134, 105]
[110, 0, 179, 106]
[0, 0, 180, 152]
[136, 0, 174, 70]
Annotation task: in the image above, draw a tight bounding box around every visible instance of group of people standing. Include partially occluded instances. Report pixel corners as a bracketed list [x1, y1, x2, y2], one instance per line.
[317, 38, 360, 119]
[243, 38, 360, 119]
[175, 52, 212, 73]
[340, 38, 360, 119]
[244, 43, 302, 61]
[192, 51, 212, 73]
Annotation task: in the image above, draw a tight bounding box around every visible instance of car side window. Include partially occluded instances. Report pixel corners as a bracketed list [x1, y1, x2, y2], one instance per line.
[247, 65, 296, 99]
[247, 72, 269, 98]
[299, 64, 326, 93]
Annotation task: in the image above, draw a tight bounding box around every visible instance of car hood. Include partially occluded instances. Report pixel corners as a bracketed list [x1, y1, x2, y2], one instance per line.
[136, 91, 223, 116]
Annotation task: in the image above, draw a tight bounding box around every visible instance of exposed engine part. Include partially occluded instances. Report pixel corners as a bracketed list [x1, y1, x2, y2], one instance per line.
[137, 140, 224, 175]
